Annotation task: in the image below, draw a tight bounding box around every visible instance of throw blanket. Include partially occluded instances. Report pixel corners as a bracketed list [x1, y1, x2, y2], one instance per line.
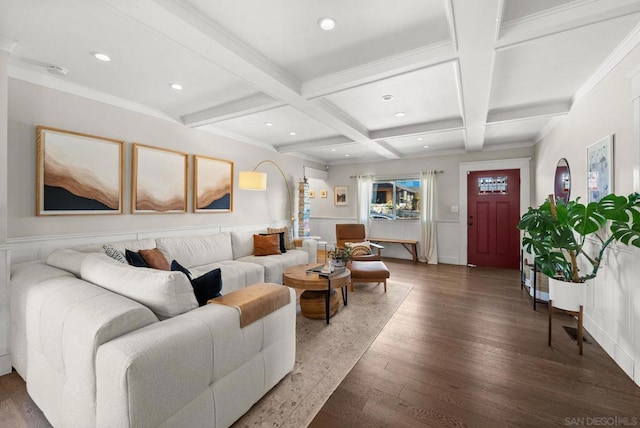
[208, 283, 291, 327]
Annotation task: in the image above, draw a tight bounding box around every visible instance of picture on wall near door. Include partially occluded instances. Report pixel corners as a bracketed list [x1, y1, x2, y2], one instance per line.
[132, 143, 188, 213]
[320, 190, 327, 198]
[194, 155, 233, 213]
[587, 135, 613, 203]
[36, 126, 124, 216]
[334, 185, 348, 206]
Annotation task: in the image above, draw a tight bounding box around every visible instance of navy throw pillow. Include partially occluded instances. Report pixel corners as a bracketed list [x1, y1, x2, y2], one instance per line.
[170, 260, 192, 280]
[260, 232, 287, 253]
[191, 268, 223, 306]
[125, 249, 150, 268]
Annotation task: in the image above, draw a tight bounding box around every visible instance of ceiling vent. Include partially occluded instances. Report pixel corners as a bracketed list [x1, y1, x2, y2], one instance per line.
[46, 65, 68, 76]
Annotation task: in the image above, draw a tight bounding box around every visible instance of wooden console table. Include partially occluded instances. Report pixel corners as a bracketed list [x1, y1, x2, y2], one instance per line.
[368, 237, 418, 262]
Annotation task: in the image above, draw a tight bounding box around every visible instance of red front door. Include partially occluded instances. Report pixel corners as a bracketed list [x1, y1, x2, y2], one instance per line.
[467, 169, 520, 269]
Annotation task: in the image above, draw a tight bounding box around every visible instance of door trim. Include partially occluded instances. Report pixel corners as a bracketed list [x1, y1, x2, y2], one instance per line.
[458, 157, 531, 266]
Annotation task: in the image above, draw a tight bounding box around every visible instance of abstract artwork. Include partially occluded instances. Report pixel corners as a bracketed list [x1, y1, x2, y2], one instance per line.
[194, 155, 233, 212]
[587, 135, 613, 203]
[36, 126, 124, 215]
[132, 144, 188, 213]
[334, 185, 348, 206]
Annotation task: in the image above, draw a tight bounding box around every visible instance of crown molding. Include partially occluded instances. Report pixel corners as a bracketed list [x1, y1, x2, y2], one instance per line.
[574, 21, 640, 104]
[8, 66, 181, 123]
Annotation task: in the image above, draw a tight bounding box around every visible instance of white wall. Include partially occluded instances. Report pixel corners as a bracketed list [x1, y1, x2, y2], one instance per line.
[307, 147, 534, 261]
[535, 44, 640, 384]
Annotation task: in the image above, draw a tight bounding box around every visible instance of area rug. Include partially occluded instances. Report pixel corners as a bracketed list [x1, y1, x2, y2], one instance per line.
[232, 280, 413, 427]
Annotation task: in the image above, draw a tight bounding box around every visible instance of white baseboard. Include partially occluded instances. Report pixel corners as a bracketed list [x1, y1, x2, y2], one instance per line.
[584, 313, 634, 379]
[0, 354, 11, 376]
[438, 256, 461, 265]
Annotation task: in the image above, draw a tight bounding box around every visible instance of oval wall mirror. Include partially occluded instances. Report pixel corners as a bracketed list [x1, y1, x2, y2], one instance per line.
[554, 158, 571, 204]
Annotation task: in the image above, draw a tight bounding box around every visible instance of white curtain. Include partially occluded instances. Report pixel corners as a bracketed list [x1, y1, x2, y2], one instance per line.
[419, 171, 438, 264]
[356, 175, 372, 233]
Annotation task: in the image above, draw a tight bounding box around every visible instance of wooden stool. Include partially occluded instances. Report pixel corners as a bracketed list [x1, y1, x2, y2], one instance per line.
[348, 261, 390, 292]
[548, 300, 584, 355]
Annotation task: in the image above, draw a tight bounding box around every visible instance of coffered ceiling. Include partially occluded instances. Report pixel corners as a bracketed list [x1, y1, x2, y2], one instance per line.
[2, 0, 640, 164]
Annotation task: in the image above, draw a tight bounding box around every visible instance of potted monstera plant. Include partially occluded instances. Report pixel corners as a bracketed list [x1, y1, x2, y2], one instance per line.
[517, 192, 640, 311]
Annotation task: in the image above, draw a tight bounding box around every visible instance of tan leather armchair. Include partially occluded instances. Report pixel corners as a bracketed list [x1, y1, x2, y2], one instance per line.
[335, 224, 383, 261]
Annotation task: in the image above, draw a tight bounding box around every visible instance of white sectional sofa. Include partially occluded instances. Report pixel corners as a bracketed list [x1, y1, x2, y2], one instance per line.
[10, 230, 316, 427]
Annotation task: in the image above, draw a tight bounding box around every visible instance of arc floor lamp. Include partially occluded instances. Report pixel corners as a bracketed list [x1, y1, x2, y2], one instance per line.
[238, 160, 295, 229]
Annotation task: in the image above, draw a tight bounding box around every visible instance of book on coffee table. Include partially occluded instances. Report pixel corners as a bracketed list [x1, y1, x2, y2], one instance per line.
[306, 266, 346, 277]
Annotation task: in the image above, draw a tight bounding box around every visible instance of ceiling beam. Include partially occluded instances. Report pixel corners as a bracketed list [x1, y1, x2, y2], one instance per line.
[497, 0, 640, 50]
[452, 0, 501, 151]
[276, 136, 353, 153]
[301, 42, 457, 99]
[183, 93, 283, 127]
[370, 117, 464, 140]
[486, 100, 571, 124]
[195, 124, 276, 151]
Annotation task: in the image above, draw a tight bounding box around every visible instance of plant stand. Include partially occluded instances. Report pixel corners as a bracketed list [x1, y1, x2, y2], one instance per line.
[548, 301, 584, 355]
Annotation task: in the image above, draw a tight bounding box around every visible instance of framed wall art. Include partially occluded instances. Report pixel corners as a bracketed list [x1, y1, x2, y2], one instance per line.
[320, 190, 327, 198]
[194, 155, 233, 213]
[132, 143, 188, 213]
[36, 126, 124, 216]
[309, 190, 315, 199]
[334, 185, 348, 206]
[587, 135, 613, 203]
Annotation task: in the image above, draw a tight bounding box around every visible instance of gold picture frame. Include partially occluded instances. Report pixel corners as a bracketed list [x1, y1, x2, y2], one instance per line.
[132, 143, 188, 214]
[36, 126, 124, 216]
[194, 155, 233, 213]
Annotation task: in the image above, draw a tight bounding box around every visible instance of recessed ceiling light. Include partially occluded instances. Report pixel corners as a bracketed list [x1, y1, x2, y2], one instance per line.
[417, 137, 424, 141]
[170, 83, 183, 90]
[381, 95, 394, 101]
[330, 149, 336, 152]
[344, 154, 350, 157]
[394, 112, 406, 118]
[92, 52, 111, 62]
[423, 145, 430, 148]
[318, 17, 336, 31]
[46, 65, 68, 76]
[265, 122, 273, 127]
[289, 132, 297, 136]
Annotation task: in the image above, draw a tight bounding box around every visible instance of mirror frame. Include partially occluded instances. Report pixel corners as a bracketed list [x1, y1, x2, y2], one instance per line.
[554, 158, 571, 204]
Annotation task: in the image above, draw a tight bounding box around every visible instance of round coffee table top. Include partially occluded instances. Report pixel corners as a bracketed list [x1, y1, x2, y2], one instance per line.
[283, 264, 351, 291]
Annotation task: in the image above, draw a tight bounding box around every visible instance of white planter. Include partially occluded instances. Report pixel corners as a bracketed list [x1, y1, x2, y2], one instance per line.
[548, 277, 586, 312]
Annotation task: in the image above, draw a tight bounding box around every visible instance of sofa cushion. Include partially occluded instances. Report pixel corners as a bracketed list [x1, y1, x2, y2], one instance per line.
[237, 249, 308, 283]
[81, 254, 198, 320]
[156, 233, 233, 268]
[46, 249, 91, 277]
[230, 230, 261, 259]
[139, 248, 170, 271]
[253, 234, 281, 256]
[125, 249, 150, 268]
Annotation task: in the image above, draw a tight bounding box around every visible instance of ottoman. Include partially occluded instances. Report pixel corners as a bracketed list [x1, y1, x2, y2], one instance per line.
[348, 261, 390, 292]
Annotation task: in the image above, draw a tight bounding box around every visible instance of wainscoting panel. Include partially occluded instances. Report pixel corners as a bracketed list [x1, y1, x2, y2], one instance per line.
[436, 221, 460, 265]
[0, 247, 11, 375]
[583, 242, 638, 384]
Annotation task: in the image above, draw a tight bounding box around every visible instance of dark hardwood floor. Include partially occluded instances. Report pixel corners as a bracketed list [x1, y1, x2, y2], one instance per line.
[311, 260, 640, 428]
[2, 259, 639, 427]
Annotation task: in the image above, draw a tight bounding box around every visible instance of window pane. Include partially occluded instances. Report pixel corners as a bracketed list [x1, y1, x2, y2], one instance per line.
[370, 182, 394, 219]
[396, 180, 420, 219]
[477, 176, 508, 194]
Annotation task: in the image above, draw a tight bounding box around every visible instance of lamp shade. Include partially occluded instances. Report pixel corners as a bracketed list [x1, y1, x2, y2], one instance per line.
[238, 171, 267, 190]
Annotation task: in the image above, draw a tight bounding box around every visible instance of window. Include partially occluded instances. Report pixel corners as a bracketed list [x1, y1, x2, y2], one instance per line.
[370, 179, 420, 220]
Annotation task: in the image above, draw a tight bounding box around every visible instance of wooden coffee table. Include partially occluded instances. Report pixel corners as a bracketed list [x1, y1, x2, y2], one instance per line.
[283, 264, 351, 324]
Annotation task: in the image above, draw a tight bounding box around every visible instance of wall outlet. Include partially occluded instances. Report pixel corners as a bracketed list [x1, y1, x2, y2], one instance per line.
[451, 205, 459, 213]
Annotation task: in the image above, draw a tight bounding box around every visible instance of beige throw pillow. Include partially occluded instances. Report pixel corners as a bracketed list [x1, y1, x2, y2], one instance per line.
[267, 226, 294, 250]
